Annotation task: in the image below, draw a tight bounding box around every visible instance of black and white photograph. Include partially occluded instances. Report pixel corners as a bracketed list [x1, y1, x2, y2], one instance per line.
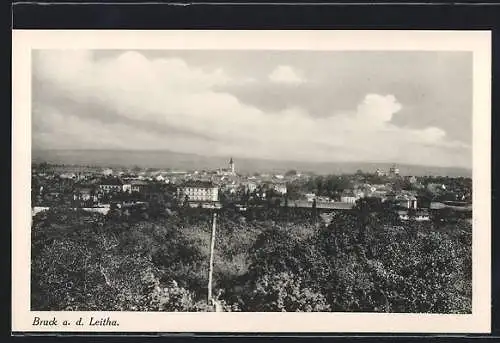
[12, 30, 491, 333]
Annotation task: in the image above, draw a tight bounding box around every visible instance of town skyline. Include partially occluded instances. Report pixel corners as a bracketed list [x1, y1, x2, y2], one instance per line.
[32, 50, 472, 169]
[32, 148, 472, 177]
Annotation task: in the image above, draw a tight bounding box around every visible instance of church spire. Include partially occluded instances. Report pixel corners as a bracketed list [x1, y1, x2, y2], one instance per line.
[229, 157, 235, 175]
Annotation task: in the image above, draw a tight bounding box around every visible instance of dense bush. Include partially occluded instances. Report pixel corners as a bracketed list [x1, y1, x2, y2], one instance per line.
[31, 206, 472, 313]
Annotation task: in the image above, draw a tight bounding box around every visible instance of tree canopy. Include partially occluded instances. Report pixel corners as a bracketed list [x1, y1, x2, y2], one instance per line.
[31, 205, 471, 313]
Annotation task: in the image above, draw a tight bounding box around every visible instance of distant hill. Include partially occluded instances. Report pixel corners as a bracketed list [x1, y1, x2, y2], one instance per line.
[32, 149, 472, 177]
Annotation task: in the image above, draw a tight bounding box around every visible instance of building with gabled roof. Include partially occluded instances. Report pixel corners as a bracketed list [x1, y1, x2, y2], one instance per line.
[177, 180, 219, 202]
[99, 177, 123, 193]
[340, 191, 359, 204]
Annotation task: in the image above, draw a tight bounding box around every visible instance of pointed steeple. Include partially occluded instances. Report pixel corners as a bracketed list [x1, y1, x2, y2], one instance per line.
[229, 157, 235, 175]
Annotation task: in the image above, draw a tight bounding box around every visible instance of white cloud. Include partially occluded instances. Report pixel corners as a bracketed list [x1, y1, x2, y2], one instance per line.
[356, 94, 402, 124]
[32, 50, 470, 168]
[268, 65, 304, 85]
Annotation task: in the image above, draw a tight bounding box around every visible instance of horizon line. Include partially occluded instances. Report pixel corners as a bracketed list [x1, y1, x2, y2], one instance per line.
[32, 149, 472, 172]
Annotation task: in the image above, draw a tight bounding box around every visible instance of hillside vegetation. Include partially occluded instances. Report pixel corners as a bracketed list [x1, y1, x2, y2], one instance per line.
[31, 205, 472, 313]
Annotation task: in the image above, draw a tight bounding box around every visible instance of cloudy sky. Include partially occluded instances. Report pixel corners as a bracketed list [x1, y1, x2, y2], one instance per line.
[32, 50, 472, 168]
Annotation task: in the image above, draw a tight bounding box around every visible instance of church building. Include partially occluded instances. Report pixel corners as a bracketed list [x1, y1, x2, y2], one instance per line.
[218, 157, 236, 176]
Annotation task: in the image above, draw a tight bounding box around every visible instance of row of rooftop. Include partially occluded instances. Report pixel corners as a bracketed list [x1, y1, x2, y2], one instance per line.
[33, 159, 472, 209]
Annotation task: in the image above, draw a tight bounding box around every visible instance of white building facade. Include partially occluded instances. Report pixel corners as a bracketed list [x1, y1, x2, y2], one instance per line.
[177, 181, 219, 202]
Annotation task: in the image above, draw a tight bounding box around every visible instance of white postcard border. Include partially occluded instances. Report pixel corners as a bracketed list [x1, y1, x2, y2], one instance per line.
[12, 30, 491, 333]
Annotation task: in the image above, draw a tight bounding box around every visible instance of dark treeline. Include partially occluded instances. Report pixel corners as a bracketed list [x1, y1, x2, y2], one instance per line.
[31, 201, 471, 313]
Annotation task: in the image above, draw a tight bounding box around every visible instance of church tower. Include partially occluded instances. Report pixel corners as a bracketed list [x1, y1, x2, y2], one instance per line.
[229, 157, 235, 175]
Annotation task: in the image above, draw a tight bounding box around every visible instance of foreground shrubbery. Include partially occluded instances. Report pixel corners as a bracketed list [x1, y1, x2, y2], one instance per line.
[31, 205, 471, 313]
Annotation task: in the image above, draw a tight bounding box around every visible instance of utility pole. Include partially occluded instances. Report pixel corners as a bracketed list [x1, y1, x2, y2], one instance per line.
[207, 210, 217, 304]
